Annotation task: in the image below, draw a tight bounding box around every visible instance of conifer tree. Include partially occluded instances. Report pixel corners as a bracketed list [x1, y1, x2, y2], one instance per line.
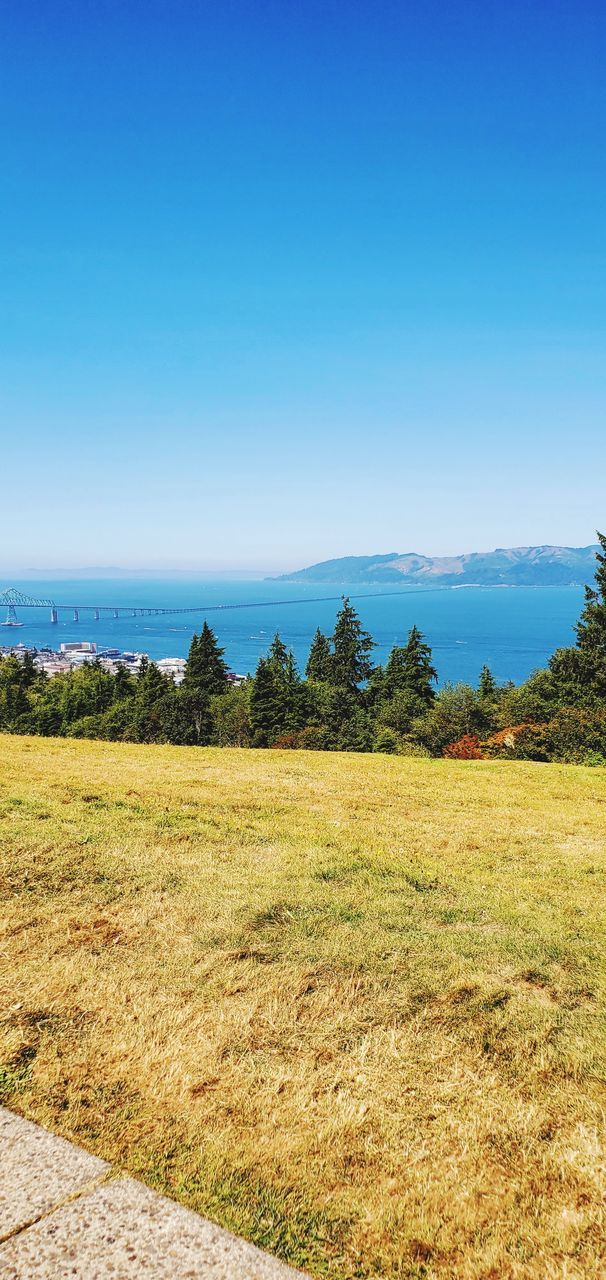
[381, 645, 408, 699]
[113, 664, 134, 701]
[576, 532, 606, 663]
[250, 639, 305, 744]
[330, 598, 375, 694]
[551, 532, 606, 703]
[478, 665, 497, 698]
[132, 660, 171, 742]
[283, 649, 306, 730]
[271, 638, 305, 731]
[19, 650, 38, 688]
[399, 625, 437, 706]
[268, 632, 289, 673]
[183, 622, 229, 698]
[306, 628, 332, 682]
[250, 657, 281, 746]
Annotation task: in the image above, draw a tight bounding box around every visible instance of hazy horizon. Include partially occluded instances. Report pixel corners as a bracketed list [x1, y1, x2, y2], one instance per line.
[1, 537, 601, 581]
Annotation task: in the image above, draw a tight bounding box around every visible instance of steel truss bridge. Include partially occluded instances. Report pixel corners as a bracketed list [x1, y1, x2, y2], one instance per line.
[1, 585, 420, 629]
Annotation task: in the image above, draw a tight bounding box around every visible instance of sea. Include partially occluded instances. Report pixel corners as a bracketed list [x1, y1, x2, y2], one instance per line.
[1, 577, 585, 687]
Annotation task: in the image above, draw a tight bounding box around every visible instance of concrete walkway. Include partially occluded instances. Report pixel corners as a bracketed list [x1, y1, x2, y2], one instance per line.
[0, 1108, 307, 1278]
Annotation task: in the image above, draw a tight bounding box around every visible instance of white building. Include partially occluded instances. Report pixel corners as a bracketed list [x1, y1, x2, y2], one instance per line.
[156, 657, 187, 684]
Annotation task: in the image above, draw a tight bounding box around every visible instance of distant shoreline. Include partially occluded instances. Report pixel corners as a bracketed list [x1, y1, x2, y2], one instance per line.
[270, 544, 598, 591]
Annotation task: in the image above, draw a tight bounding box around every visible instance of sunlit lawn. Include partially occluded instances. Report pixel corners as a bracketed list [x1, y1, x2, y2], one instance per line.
[1, 734, 605, 1278]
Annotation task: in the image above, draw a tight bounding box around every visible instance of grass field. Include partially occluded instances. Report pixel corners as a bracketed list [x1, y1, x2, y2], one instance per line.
[1, 734, 606, 1278]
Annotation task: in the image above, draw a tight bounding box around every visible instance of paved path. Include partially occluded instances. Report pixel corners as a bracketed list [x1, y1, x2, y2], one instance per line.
[0, 1108, 307, 1278]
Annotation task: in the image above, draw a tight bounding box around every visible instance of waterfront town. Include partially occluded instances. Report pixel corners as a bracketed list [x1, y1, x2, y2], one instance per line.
[0, 639, 244, 686]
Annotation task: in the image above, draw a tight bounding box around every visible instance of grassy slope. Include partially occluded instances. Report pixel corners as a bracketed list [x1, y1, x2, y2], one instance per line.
[1, 735, 605, 1279]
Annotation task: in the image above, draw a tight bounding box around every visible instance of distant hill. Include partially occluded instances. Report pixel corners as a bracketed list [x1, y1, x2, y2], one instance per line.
[274, 545, 599, 587]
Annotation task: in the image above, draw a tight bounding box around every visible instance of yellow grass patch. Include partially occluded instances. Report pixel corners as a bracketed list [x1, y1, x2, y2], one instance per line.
[1, 734, 606, 1277]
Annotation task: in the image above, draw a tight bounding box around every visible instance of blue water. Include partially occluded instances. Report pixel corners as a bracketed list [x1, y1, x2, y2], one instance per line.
[1, 578, 584, 687]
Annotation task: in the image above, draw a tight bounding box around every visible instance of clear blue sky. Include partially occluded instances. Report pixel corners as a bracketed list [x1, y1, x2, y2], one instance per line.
[1, 0, 604, 572]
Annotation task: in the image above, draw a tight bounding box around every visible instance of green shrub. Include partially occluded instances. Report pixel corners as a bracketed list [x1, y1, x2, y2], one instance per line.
[372, 728, 399, 754]
[547, 707, 606, 763]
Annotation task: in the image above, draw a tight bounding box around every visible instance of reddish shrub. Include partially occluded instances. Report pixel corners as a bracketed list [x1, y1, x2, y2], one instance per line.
[270, 733, 300, 750]
[297, 725, 328, 751]
[484, 723, 550, 761]
[442, 734, 484, 760]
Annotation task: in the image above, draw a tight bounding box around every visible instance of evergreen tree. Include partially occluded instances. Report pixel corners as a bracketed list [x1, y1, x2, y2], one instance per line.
[550, 533, 606, 703]
[476, 665, 500, 735]
[183, 622, 229, 698]
[250, 657, 281, 746]
[306, 628, 332, 682]
[250, 639, 305, 744]
[20, 650, 38, 688]
[324, 685, 372, 751]
[330, 598, 375, 694]
[132, 661, 172, 742]
[381, 645, 410, 699]
[268, 632, 289, 674]
[113, 664, 135, 701]
[576, 532, 606, 666]
[478, 665, 497, 698]
[0, 656, 32, 730]
[399, 626, 437, 706]
[283, 649, 307, 731]
[177, 624, 229, 745]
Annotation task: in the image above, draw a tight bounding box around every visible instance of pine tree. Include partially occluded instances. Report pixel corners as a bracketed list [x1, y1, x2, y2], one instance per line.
[399, 626, 437, 706]
[270, 633, 302, 727]
[250, 657, 280, 746]
[551, 533, 606, 703]
[183, 622, 228, 698]
[20, 650, 38, 688]
[330, 598, 375, 694]
[131, 661, 172, 742]
[306, 628, 332, 682]
[381, 645, 408, 699]
[576, 532, 606, 662]
[268, 632, 289, 673]
[476, 665, 499, 735]
[325, 685, 372, 751]
[113, 664, 134, 701]
[250, 640, 305, 744]
[283, 649, 306, 731]
[478, 665, 497, 698]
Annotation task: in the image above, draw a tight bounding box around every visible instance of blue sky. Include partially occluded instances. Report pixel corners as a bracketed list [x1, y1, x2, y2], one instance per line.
[1, 0, 604, 571]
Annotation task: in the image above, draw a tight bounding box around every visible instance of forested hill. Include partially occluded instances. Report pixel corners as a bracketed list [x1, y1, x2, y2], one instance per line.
[274, 545, 599, 588]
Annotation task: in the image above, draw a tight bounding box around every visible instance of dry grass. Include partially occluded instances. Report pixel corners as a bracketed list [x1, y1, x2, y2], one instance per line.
[1, 734, 606, 1278]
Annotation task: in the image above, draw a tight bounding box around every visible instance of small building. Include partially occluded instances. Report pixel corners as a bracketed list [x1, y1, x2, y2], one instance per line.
[156, 657, 187, 685]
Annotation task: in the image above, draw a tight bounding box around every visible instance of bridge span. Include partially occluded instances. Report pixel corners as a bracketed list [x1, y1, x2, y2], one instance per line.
[0, 584, 419, 629]
[1, 585, 296, 627]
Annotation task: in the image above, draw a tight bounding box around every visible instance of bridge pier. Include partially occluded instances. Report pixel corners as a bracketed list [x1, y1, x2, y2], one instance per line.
[50, 608, 58, 624]
[113, 609, 119, 619]
[73, 609, 79, 622]
[94, 609, 100, 621]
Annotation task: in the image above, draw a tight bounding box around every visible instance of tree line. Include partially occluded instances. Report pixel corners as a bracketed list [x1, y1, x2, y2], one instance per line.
[1, 533, 606, 764]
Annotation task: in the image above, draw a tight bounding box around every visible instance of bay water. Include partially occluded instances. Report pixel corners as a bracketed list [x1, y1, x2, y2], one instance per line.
[1, 577, 585, 687]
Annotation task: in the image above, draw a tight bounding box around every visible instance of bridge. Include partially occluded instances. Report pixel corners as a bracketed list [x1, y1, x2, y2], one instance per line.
[0, 584, 421, 629]
[0, 585, 287, 627]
